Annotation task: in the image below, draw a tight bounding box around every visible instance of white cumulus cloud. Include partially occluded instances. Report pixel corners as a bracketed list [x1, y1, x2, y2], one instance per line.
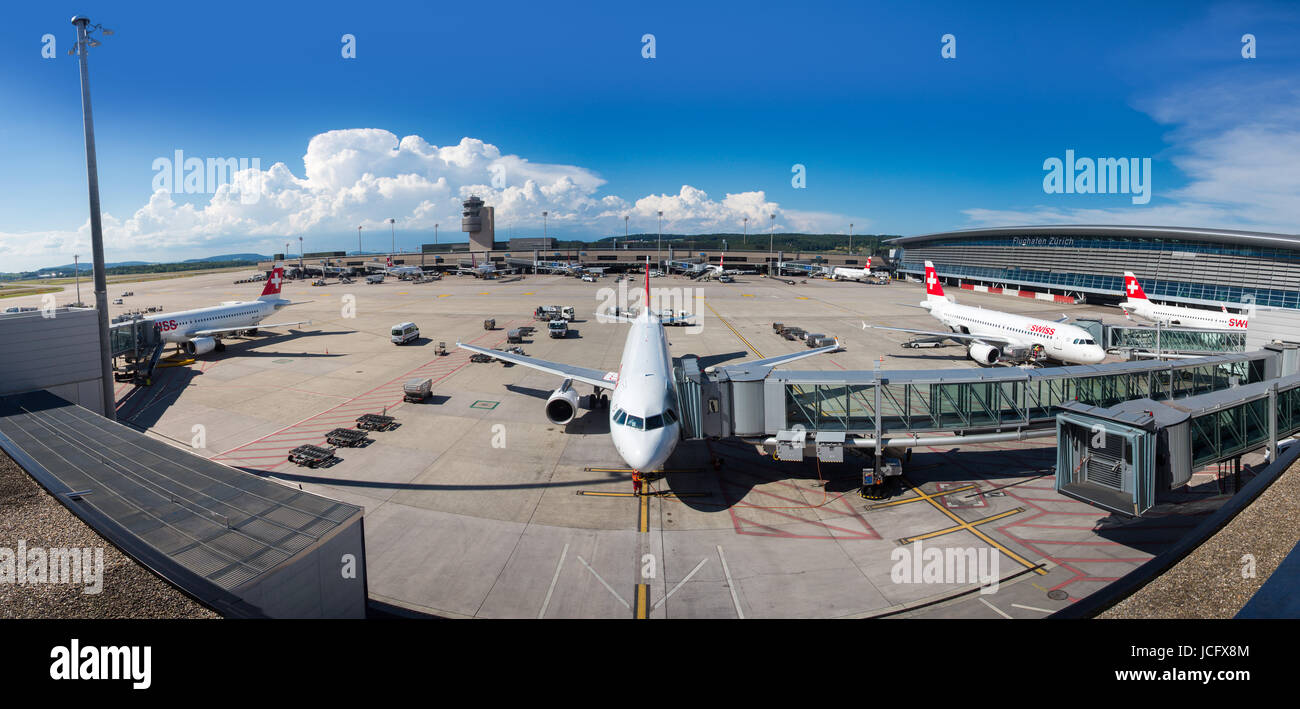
[0, 129, 859, 270]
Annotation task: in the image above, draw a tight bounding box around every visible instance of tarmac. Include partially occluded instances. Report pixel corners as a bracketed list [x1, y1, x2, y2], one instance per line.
[6, 267, 1260, 618]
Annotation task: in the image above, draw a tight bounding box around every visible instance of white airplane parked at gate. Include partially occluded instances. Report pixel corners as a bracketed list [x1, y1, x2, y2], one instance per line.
[1119, 272, 1249, 331]
[145, 265, 311, 355]
[382, 255, 424, 278]
[457, 263, 843, 472]
[453, 253, 509, 278]
[830, 257, 886, 282]
[862, 261, 1106, 365]
[705, 253, 757, 276]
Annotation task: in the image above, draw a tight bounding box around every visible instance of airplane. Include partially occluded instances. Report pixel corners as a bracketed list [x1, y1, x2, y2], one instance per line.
[454, 252, 509, 278]
[383, 256, 425, 278]
[1119, 272, 1248, 331]
[457, 263, 843, 472]
[862, 261, 1106, 365]
[705, 253, 758, 277]
[145, 265, 311, 355]
[830, 257, 886, 282]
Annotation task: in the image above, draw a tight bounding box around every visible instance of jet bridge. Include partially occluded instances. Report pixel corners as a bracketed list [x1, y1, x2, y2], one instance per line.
[110, 314, 166, 385]
[1055, 370, 1300, 516]
[1104, 324, 1246, 355]
[674, 349, 1285, 491]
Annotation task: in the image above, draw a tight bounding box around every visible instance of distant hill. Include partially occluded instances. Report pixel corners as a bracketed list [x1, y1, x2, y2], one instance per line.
[36, 253, 266, 274]
[1, 253, 270, 281]
[44, 261, 151, 273]
[183, 253, 268, 263]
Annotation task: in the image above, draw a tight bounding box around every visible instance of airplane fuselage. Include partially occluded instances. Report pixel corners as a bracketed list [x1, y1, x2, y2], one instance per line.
[147, 300, 281, 343]
[608, 311, 681, 471]
[925, 298, 1106, 365]
[1120, 300, 1247, 331]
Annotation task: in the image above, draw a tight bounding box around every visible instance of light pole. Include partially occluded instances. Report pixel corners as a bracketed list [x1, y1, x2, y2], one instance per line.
[543, 211, 548, 243]
[768, 213, 776, 270]
[388, 218, 396, 257]
[71, 15, 115, 420]
[743, 216, 748, 246]
[849, 223, 854, 255]
[435, 222, 439, 247]
[657, 210, 663, 272]
[356, 226, 362, 256]
[74, 254, 81, 305]
[298, 236, 303, 271]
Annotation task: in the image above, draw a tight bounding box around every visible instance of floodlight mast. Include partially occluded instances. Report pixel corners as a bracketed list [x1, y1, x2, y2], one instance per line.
[71, 16, 116, 420]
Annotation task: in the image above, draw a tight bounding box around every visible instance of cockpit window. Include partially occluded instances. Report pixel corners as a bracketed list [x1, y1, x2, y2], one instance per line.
[664, 409, 678, 424]
[625, 415, 644, 430]
[613, 409, 627, 425]
[645, 414, 663, 431]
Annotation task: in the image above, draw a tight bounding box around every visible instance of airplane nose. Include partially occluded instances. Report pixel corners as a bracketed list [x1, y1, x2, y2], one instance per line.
[614, 430, 673, 472]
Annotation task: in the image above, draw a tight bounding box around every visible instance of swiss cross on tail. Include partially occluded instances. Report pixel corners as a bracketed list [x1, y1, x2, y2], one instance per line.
[1123, 271, 1148, 300]
[258, 267, 284, 300]
[387, 256, 394, 268]
[923, 261, 945, 298]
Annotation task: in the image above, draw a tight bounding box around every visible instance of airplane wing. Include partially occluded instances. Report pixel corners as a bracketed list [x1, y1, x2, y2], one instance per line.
[457, 342, 618, 390]
[715, 341, 844, 373]
[192, 320, 312, 337]
[861, 322, 1022, 347]
[597, 312, 637, 323]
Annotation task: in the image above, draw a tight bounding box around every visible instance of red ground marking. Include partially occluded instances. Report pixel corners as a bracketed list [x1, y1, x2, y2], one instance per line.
[915, 443, 1213, 598]
[714, 456, 879, 540]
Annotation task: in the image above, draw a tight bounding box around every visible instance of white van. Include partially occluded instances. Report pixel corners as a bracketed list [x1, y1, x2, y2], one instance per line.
[391, 322, 419, 345]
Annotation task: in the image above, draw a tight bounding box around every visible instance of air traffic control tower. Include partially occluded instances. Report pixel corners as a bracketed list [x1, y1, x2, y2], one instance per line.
[462, 195, 495, 251]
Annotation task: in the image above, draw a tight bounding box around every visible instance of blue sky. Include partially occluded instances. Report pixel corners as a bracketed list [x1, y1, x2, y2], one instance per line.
[1, 0, 1297, 269]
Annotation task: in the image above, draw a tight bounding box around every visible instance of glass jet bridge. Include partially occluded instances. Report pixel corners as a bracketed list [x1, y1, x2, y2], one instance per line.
[674, 346, 1296, 513]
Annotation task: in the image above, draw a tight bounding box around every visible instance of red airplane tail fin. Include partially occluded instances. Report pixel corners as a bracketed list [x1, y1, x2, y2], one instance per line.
[924, 261, 945, 299]
[258, 267, 284, 300]
[1123, 272, 1148, 300]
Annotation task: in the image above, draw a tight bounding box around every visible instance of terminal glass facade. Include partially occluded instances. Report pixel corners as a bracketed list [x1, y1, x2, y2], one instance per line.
[897, 233, 1300, 309]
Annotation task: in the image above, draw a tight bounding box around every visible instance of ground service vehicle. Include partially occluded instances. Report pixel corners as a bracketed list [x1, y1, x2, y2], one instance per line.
[391, 322, 419, 344]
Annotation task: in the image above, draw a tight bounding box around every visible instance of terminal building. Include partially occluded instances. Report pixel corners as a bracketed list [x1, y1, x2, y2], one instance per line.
[889, 225, 1300, 310]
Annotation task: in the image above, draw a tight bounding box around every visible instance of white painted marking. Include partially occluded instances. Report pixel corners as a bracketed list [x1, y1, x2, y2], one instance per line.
[652, 557, 708, 610]
[1010, 603, 1054, 614]
[980, 597, 1012, 619]
[538, 543, 568, 619]
[577, 555, 630, 609]
[717, 545, 744, 619]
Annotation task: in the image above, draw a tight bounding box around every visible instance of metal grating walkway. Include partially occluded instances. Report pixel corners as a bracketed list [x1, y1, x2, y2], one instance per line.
[0, 390, 363, 596]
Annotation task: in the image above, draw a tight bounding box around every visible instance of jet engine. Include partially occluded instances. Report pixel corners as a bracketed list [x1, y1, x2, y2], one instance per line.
[967, 342, 1001, 365]
[545, 384, 580, 425]
[184, 337, 217, 356]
